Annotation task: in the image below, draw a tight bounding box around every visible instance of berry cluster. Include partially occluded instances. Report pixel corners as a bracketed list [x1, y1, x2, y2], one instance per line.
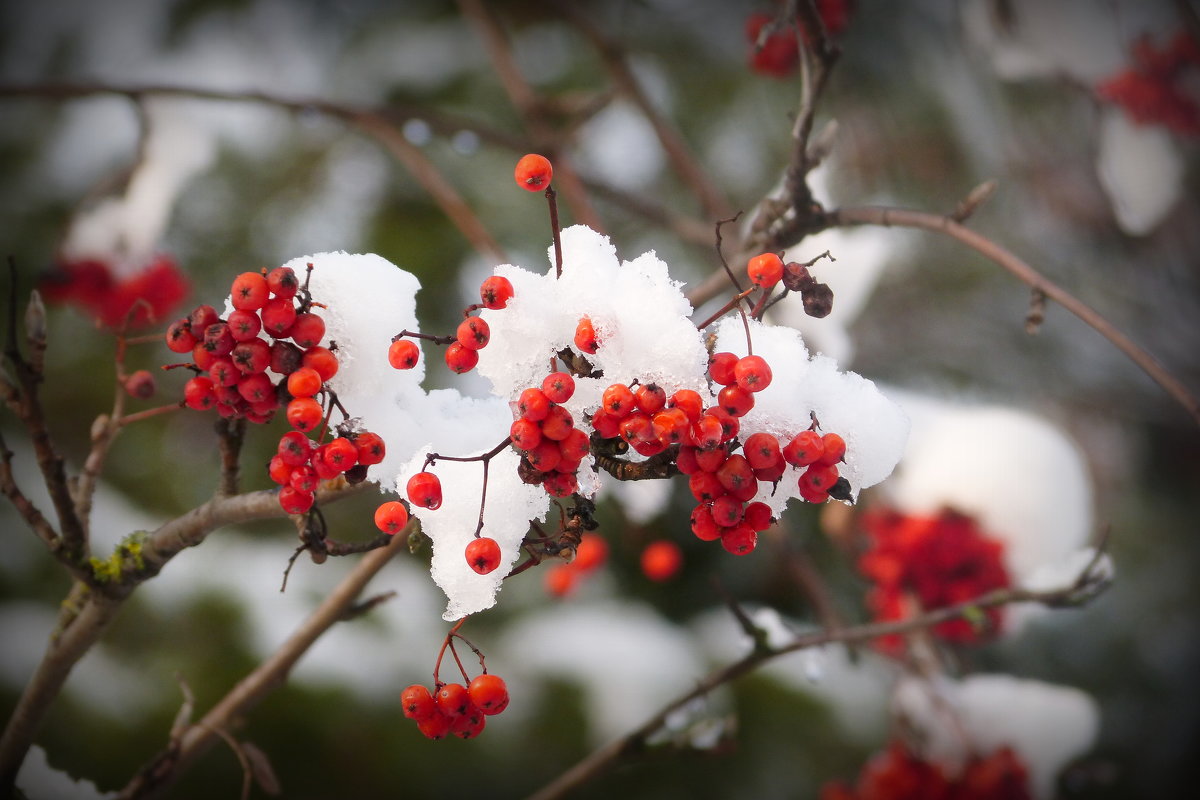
[1096, 30, 1200, 137]
[388, 275, 515, 376]
[166, 265, 386, 513]
[745, 1, 852, 78]
[857, 508, 1011, 655]
[400, 673, 510, 741]
[511, 371, 589, 499]
[40, 254, 189, 329]
[821, 740, 1032, 800]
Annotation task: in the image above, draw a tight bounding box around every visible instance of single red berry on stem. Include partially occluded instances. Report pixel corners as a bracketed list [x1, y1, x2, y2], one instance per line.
[374, 501, 410, 535]
[260, 296, 296, 336]
[518, 387, 551, 421]
[465, 536, 502, 575]
[733, 355, 773, 393]
[818, 432, 847, 465]
[388, 339, 420, 370]
[444, 342, 479, 374]
[783, 429, 825, 467]
[480, 275, 514, 310]
[278, 485, 314, 515]
[708, 352, 739, 386]
[123, 369, 156, 399]
[456, 316, 490, 350]
[286, 366, 323, 398]
[747, 252, 784, 287]
[541, 371, 574, 403]
[514, 153, 553, 191]
[401, 684, 437, 721]
[165, 318, 196, 353]
[468, 674, 510, 715]
[266, 266, 299, 298]
[407, 471, 443, 510]
[289, 312, 326, 348]
[230, 271, 269, 311]
[286, 397, 323, 432]
[183, 376, 217, 410]
[354, 431, 386, 465]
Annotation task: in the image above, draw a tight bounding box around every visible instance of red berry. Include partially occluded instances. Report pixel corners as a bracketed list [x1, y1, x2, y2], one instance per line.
[226, 309, 262, 342]
[236, 371, 275, 405]
[231, 338, 271, 374]
[543, 470, 578, 498]
[322, 437, 358, 472]
[747, 252, 784, 287]
[189, 304, 220, 334]
[375, 502, 410, 535]
[451, 708, 486, 739]
[230, 271, 269, 311]
[310, 445, 342, 480]
[676, 445, 701, 475]
[266, 266, 299, 298]
[192, 342, 216, 372]
[289, 312, 325, 348]
[510, 417, 543, 451]
[407, 472, 443, 510]
[165, 318, 196, 353]
[388, 339, 420, 370]
[651, 408, 689, 445]
[260, 297, 297, 337]
[268, 455, 294, 485]
[416, 710, 452, 740]
[435, 683, 473, 719]
[480, 275, 514, 310]
[514, 153, 553, 191]
[717, 384, 755, 417]
[742, 432, 782, 470]
[541, 372, 574, 403]
[202, 322, 234, 356]
[708, 352, 738, 386]
[619, 412, 654, 446]
[743, 501, 773, 531]
[517, 387, 551, 421]
[716, 453, 756, 496]
[539, 405, 574, 441]
[302, 346, 339, 382]
[269, 340, 303, 375]
[278, 430, 314, 466]
[720, 523, 758, 555]
[558, 427, 590, 461]
[635, 383, 667, 414]
[574, 533, 608, 571]
[668, 389, 704, 422]
[640, 540, 683, 582]
[692, 414, 724, 450]
[800, 463, 839, 493]
[688, 471, 725, 504]
[690, 504, 722, 541]
[286, 366, 323, 398]
[589, 409, 621, 439]
[783, 430, 825, 467]
[444, 342, 478, 374]
[401, 684, 437, 721]
[733, 355, 772, 393]
[208, 357, 239, 388]
[818, 432, 847, 466]
[574, 316, 599, 354]
[354, 431, 386, 465]
[278, 485, 314, 515]
[601, 383, 636, 417]
[123, 369, 156, 399]
[465, 537, 502, 575]
[694, 446, 728, 473]
[711, 494, 744, 527]
[526, 439, 562, 473]
[183, 375, 217, 410]
[286, 397, 323, 432]
[468, 674, 509, 715]
[456, 316, 490, 350]
[544, 565, 578, 597]
[289, 464, 318, 493]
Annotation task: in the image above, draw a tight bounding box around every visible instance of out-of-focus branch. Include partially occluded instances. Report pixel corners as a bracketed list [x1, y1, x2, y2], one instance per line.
[118, 525, 409, 800]
[456, 0, 605, 232]
[526, 563, 1111, 800]
[551, 2, 733, 224]
[826, 204, 1200, 427]
[0, 479, 370, 794]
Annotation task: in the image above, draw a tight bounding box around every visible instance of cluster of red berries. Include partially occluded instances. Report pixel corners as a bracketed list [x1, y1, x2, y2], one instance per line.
[511, 371, 589, 499]
[400, 674, 510, 741]
[745, 1, 852, 78]
[857, 508, 1011, 656]
[40, 254, 189, 329]
[1096, 30, 1200, 137]
[166, 265, 386, 514]
[821, 740, 1032, 800]
[747, 251, 834, 319]
[388, 275, 516, 376]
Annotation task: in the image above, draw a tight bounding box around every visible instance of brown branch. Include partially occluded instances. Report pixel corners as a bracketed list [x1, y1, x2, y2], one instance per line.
[826, 205, 1200, 426]
[526, 567, 1110, 800]
[119, 529, 410, 799]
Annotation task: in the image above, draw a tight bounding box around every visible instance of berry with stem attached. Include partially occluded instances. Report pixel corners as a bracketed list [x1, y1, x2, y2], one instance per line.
[408, 471, 443, 510]
[514, 153, 553, 191]
[465, 537, 502, 575]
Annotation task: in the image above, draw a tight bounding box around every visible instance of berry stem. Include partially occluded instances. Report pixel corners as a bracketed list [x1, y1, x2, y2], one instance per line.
[117, 403, 182, 427]
[425, 436, 512, 537]
[432, 618, 468, 686]
[394, 329, 455, 346]
[694, 287, 755, 331]
[547, 186, 563, 278]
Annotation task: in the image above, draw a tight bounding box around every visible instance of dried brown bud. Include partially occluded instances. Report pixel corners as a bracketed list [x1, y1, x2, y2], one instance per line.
[344, 463, 369, 484]
[516, 458, 547, 485]
[123, 369, 157, 400]
[801, 282, 834, 318]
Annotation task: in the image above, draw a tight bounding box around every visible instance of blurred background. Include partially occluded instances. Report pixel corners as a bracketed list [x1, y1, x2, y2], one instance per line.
[1, 0, 1197, 798]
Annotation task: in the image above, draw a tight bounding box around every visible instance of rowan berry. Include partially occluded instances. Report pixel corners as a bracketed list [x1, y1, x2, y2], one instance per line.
[444, 342, 479, 374]
[676, 445, 700, 475]
[574, 316, 599, 354]
[208, 357, 239, 388]
[202, 322, 235, 356]
[237, 371, 275, 404]
[602, 383, 636, 417]
[407, 471, 443, 510]
[668, 389, 704, 422]
[435, 683, 473, 719]
[269, 340, 303, 375]
[753, 459, 788, 482]
[747, 252, 784, 287]
[310, 446, 342, 480]
[706, 406, 740, 441]
[323, 437, 358, 472]
[802, 282, 834, 318]
[717, 384, 755, 417]
[692, 414, 724, 450]
[716, 453, 756, 496]
[517, 387, 551, 421]
[651, 407, 689, 445]
[479, 275, 514, 310]
[720, 523, 758, 555]
[278, 430, 313, 466]
[231, 271, 269, 311]
[690, 504, 722, 541]
[232, 338, 271, 374]
[468, 674, 509, 716]
[268, 455, 294, 485]
[266, 266, 299, 298]
[165, 318, 196, 353]
[289, 312, 325, 348]
[302, 346, 339, 381]
[589, 409, 621, 439]
[573, 533, 608, 571]
[388, 339, 420, 370]
[694, 445, 728, 473]
[733, 354, 772, 393]
[634, 383, 667, 414]
[540, 405, 574, 441]
[800, 463, 839, 493]
[742, 432, 782, 470]
[124, 369, 156, 399]
[543, 470, 578, 497]
[189, 304, 221, 334]
[278, 485, 315, 515]
[619, 413, 654, 445]
[451, 709, 486, 739]
[183, 375, 217, 410]
[558, 427, 590, 461]
[525, 439, 562, 473]
[509, 417, 543, 451]
[417, 710, 453, 740]
[707, 351, 738, 385]
[743, 501, 773, 531]
[465, 536, 502, 575]
[401, 684, 437, 721]
[541, 371, 574, 403]
[783, 430, 824, 467]
[286, 397, 323, 432]
[640, 540, 683, 582]
[797, 481, 830, 504]
[289, 465, 318, 494]
[286, 366, 323, 398]
[456, 316, 490, 350]
[226, 309, 261, 342]
[818, 432, 847, 465]
[192, 342, 216, 372]
[514, 153, 553, 191]
[688, 471, 725, 503]
[353, 431, 385, 465]
[711, 494, 744, 527]
[544, 565, 577, 597]
[260, 297, 297, 337]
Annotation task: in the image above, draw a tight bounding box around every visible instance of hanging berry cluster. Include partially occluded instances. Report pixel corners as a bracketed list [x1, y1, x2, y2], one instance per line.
[165, 264, 387, 513]
[400, 621, 510, 740]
